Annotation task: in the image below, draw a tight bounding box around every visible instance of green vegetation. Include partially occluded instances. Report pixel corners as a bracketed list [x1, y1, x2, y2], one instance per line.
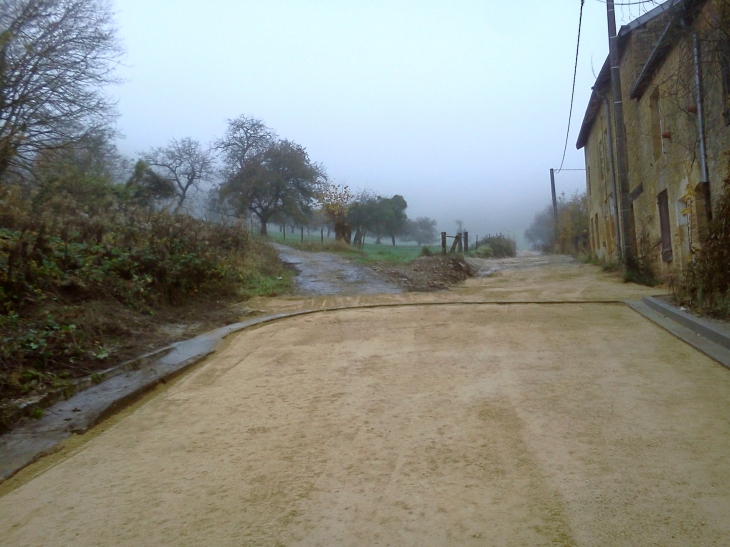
[0, 180, 290, 427]
[355, 244, 439, 265]
[474, 235, 517, 258]
[267, 230, 440, 265]
[623, 256, 661, 287]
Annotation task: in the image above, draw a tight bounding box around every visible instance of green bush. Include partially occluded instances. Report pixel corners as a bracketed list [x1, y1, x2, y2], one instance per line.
[477, 235, 516, 258]
[475, 244, 493, 258]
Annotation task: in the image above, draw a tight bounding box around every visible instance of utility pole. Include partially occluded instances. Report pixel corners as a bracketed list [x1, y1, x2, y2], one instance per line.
[550, 168, 559, 249]
[606, 0, 636, 261]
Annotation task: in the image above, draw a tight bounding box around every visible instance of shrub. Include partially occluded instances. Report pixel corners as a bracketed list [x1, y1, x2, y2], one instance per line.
[477, 235, 516, 258]
[475, 245, 493, 258]
[0, 181, 287, 413]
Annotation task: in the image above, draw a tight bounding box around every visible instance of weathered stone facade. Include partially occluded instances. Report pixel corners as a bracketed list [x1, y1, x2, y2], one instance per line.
[578, 0, 729, 275]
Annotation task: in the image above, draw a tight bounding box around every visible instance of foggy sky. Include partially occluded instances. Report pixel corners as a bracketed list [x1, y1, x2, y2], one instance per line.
[111, 0, 665, 246]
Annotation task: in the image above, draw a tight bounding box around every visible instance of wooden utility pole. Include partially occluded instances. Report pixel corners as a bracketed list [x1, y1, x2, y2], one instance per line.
[606, 0, 636, 261]
[550, 168, 559, 247]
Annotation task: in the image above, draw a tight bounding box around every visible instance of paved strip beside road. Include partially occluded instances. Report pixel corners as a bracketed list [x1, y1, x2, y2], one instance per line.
[1, 301, 729, 546]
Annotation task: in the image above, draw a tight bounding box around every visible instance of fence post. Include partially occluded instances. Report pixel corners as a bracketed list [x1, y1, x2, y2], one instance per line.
[450, 234, 461, 253]
[321, 228, 324, 244]
[475, 235, 478, 250]
[441, 232, 447, 255]
[301, 226, 304, 243]
[463, 231, 469, 253]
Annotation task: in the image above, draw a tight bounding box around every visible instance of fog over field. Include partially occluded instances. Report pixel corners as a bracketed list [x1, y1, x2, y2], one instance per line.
[111, 0, 664, 247]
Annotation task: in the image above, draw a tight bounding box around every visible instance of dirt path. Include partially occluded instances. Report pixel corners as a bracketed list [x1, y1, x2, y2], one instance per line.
[273, 243, 401, 295]
[2, 256, 730, 546]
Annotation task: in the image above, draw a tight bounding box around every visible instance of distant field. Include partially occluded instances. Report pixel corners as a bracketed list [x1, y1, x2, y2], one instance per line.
[264, 230, 439, 264]
[355, 244, 438, 265]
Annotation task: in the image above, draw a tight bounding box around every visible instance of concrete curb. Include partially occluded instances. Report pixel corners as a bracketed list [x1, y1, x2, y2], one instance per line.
[0, 311, 310, 483]
[627, 298, 730, 370]
[642, 296, 730, 350]
[6, 346, 174, 426]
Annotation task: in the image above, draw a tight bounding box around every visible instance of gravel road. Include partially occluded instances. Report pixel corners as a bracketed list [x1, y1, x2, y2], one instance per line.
[2, 255, 729, 546]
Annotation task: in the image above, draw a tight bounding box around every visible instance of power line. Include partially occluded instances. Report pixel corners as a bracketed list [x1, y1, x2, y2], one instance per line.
[555, 0, 586, 174]
[594, 0, 660, 5]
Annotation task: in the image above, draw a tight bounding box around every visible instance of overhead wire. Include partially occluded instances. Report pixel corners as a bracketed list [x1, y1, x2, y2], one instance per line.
[555, 0, 586, 174]
[593, 0, 661, 5]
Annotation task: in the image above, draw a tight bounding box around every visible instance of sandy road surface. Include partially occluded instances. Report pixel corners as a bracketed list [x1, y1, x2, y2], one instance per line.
[2, 256, 730, 546]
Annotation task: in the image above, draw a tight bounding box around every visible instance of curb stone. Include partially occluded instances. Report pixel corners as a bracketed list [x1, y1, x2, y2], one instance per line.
[5, 346, 174, 427]
[627, 298, 730, 370]
[642, 296, 730, 350]
[0, 311, 310, 483]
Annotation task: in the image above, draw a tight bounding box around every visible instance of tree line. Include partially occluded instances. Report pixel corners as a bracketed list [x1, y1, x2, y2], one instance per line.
[138, 115, 439, 246]
[0, 0, 439, 248]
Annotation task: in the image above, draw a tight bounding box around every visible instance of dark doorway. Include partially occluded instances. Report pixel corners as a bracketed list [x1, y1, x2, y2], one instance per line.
[657, 190, 673, 262]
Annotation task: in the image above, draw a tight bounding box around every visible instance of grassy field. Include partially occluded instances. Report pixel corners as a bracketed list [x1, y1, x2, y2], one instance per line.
[264, 230, 439, 265]
[354, 244, 438, 265]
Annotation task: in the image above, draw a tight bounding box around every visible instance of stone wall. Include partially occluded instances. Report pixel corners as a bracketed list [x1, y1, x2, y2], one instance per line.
[584, 1, 730, 276]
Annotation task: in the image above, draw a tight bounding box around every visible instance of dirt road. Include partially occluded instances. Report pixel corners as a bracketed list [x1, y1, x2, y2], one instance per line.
[2, 255, 730, 546]
[273, 243, 401, 295]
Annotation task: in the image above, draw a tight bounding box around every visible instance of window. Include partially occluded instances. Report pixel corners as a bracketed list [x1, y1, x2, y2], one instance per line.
[650, 88, 663, 160]
[657, 190, 673, 262]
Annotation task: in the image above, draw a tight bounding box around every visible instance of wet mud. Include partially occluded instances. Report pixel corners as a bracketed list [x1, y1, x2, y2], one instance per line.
[273, 243, 401, 295]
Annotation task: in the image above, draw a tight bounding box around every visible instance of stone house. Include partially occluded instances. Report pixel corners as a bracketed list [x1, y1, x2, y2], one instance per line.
[577, 0, 729, 273]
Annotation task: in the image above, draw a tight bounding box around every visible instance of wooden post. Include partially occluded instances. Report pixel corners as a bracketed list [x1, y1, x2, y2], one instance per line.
[463, 231, 469, 253]
[300, 226, 304, 243]
[550, 168, 559, 250]
[450, 234, 461, 254]
[321, 228, 324, 244]
[283, 224, 286, 242]
[441, 232, 447, 255]
[475, 235, 478, 250]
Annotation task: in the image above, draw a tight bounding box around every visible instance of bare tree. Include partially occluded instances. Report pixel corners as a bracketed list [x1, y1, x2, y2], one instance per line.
[0, 0, 122, 182]
[143, 138, 214, 212]
[215, 115, 277, 175]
